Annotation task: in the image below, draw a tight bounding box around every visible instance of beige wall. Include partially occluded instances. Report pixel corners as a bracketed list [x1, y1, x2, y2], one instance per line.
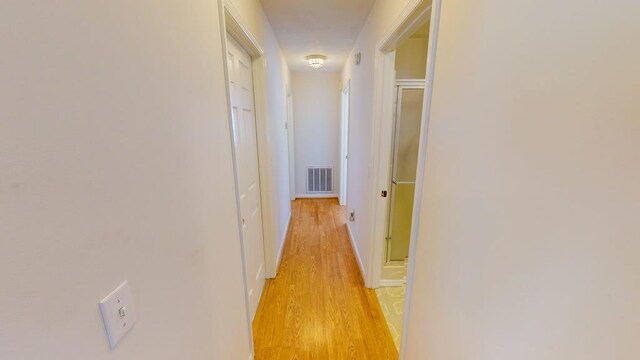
[292, 72, 341, 195]
[0, 0, 293, 357]
[406, 0, 640, 359]
[0, 1, 252, 359]
[341, 0, 416, 279]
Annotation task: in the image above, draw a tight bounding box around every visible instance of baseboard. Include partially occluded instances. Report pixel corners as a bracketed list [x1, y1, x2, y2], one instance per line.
[346, 223, 366, 281]
[295, 193, 339, 199]
[275, 213, 291, 274]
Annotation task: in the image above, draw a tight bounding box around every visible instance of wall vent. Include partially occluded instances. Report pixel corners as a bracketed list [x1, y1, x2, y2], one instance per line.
[306, 167, 333, 193]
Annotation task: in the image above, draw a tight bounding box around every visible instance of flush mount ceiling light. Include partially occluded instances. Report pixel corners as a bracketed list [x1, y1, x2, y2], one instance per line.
[306, 55, 327, 69]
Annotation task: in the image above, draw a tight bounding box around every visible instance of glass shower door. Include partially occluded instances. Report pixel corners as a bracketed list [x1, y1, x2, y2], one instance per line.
[386, 86, 424, 262]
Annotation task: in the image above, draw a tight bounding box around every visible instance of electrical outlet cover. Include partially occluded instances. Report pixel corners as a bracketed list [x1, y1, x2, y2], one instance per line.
[99, 281, 137, 349]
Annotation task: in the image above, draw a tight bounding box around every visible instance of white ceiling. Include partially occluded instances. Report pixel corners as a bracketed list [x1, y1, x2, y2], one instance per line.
[260, 0, 377, 73]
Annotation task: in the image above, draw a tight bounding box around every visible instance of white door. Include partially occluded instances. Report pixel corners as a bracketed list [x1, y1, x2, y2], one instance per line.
[226, 34, 265, 320]
[339, 86, 350, 206]
[286, 93, 295, 200]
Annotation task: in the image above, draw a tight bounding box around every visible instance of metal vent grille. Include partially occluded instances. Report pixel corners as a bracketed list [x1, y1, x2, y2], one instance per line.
[306, 167, 333, 193]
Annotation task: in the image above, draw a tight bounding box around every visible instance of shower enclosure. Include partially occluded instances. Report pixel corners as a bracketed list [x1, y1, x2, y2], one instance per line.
[386, 81, 425, 264]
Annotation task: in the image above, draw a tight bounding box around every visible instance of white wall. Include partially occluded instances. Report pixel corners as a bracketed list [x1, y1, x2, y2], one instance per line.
[292, 72, 341, 196]
[340, 0, 416, 277]
[406, 0, 640, 359]
[0, 1, 251, 359]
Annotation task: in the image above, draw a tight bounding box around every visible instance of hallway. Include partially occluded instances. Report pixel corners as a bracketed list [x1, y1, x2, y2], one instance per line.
[253, 199, 398, 359]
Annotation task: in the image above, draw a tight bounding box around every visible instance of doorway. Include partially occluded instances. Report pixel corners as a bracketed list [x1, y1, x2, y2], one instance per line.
[369, 4, 432, 291]
[226, 33, 266, 320]
[369, 5, 433, 353]
[339, 83, 350, 206]
[383, 81, 425, 280]
[379, 18, 429, 287]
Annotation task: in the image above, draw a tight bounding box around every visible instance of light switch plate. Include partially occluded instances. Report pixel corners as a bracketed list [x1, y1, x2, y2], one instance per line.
[99, 281, 137, 349]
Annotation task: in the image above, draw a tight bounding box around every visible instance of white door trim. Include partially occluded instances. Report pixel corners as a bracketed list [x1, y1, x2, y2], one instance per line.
[223, 0, 263, 56]
[395, 79, 426, 87]
[400, 1, 442, 359]
[378, 0, 432, 53]
[366, 48, 397, 289]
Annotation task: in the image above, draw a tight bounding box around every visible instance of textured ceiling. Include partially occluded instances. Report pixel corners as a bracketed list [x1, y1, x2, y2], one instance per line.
[260, 0, 377, 73]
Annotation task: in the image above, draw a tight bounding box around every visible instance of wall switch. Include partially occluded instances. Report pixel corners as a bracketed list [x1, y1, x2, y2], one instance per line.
[99, 281, 137, 349]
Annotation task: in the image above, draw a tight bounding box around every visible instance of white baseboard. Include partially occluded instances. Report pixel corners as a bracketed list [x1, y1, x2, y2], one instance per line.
[295, 193, 339, 199]
[346, 222, 366, 281]
[275, 213, 291, 274]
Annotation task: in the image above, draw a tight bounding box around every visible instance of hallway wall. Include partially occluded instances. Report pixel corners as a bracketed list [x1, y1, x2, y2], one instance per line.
[0, 1, 252, 359]
[292, 72, 341, 197]
[406, 0, 640, 358]
[340, 0, 416, 278]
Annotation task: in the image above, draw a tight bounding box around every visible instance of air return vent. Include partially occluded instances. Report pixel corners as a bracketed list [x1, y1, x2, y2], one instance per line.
[306, 167, 333, 193]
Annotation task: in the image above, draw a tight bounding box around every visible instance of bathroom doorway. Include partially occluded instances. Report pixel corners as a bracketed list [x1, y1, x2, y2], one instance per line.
[385, 82, 425, 265]
[372, 14, 431, 352]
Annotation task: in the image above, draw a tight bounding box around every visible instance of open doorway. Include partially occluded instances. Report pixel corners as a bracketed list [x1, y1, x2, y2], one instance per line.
[369, 9, 433, 354]
[382, 20, 429, 281]
[339, 82, 350, 206]
[384, 80, 425, 272]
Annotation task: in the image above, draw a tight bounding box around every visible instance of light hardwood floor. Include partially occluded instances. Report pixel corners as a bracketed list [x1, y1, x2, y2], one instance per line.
[253, 198, 398, 360]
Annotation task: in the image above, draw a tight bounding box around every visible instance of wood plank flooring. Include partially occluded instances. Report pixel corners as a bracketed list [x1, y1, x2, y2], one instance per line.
[253, 198, 398, 360]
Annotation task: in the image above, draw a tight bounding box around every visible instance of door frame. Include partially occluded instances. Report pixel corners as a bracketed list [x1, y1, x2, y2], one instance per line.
[399, 1, 441, 356]
[367, 0, 433, 289]
[221, 0, 279, 279]
[217, 0, 279, 355]
[384, 81, 426, 265]
[365, 0, 442, 358]
[339, 81, 351, 206]
[286, 88, 296, 201]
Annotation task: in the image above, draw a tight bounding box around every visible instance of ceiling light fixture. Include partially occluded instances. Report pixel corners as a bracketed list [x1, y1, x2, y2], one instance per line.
[306, 55, 327, 69]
